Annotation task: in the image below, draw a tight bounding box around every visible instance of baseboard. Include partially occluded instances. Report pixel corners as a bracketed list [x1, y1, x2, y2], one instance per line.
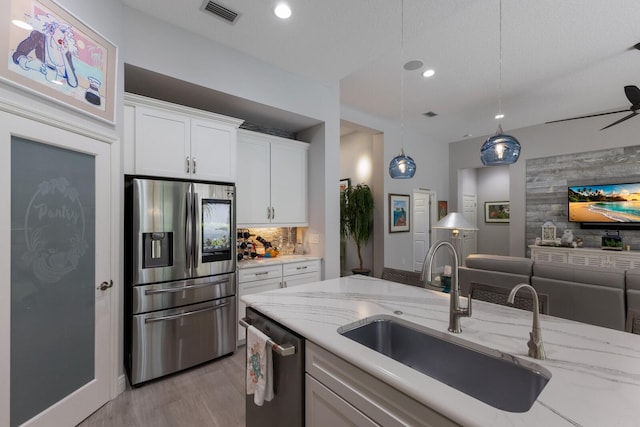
[117, 374, 126, 395]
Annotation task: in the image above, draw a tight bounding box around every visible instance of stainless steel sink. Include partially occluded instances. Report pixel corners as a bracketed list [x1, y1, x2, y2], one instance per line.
[338, 315, 551, 413]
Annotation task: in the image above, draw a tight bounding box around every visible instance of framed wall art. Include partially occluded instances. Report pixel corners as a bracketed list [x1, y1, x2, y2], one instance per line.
[2, 0, 118, 124]
[485, 201, 510, 223]
[438, 200, 448, 220]
[339, 178, 350, 192]
[389, 193, 410, 233]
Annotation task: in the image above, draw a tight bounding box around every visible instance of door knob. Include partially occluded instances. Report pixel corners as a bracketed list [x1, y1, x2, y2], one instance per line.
[97, 280, 113, 291]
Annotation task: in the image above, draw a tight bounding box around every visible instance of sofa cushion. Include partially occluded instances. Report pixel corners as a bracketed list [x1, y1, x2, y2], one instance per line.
[459, 254, 532, 296]
[532, 262, 625, 331]
[625, 270, 640, 313]
[464, 254, 533, 276]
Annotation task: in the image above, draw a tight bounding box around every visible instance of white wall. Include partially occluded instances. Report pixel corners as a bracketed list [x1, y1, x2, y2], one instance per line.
[449, 118, 640, 256]
[341, 106, 450, 271]
[340, 131, 375, 274]
[476, 166, 509, 255]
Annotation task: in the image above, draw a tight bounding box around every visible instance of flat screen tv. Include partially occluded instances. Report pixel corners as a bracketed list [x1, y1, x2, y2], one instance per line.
[568, 183, 640, 223]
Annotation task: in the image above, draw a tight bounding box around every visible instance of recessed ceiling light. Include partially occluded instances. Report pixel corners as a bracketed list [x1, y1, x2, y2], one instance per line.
[463, 134, 473, 138]
[274, 3, 292, 19]
[422, 69, 435, 78]
[495, 113, 505, 120]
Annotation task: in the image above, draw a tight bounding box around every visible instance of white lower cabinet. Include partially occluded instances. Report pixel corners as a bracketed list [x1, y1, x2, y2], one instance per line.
[237, 265, 282, 342]
[283, 260, 321, 288]
[305, 342, 459, 427]
[238, 259, 321, 343]
[306, 374, 379, 427]
[529, 245, 640, 269]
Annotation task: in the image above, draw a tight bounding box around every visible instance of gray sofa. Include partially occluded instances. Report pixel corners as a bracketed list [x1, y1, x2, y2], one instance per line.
[459, 253, 630, 331]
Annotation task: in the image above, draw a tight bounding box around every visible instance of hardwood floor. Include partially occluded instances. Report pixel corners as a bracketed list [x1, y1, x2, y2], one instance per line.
[78, 349, 246, 427]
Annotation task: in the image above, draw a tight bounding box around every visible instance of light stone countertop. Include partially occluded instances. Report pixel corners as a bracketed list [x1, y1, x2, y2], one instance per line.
[241, 275, 640, 427]
[237, 254, 321, 268]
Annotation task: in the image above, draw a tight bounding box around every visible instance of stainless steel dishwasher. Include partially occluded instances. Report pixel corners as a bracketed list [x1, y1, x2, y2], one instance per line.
[241, 307, 304, 427]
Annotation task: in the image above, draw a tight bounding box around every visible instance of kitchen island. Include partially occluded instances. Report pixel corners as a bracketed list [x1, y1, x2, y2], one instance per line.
[241, 275, 640, 426]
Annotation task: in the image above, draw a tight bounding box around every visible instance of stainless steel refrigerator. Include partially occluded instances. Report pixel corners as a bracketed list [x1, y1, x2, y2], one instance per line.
[124, 176, 237, 385]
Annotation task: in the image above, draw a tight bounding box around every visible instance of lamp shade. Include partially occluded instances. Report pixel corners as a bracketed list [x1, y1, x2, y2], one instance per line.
[389, 149, 416, 179]
[434, 212, 478, 230]
[480, 133, 521, 166]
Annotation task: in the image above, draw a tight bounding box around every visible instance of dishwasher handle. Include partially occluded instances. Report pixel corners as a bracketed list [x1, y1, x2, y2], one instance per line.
[239, 317, 296, 357]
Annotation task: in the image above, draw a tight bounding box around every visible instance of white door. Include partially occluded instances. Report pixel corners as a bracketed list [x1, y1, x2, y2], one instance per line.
[0, 112, 112, 427]
[413, 190, 435, 272]
[462, 194, 478, 262]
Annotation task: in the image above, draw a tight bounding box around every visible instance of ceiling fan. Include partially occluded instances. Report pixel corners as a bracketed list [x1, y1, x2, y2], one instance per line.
[546, 85, 640, 130]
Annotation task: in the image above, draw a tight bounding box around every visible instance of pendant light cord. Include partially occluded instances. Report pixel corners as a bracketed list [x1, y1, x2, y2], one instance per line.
[400, 0, 404, 147]
[498, 0, 503, 120]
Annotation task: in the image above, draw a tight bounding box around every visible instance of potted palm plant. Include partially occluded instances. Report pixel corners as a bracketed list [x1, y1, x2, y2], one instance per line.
[340, 183, 374, 275]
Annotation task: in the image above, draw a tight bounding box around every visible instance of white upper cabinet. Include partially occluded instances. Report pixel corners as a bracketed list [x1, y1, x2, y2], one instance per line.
[124, 94, 242, 182]
[236, 129, 309, 227]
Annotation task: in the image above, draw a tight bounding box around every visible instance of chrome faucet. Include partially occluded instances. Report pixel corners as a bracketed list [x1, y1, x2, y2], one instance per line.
[420, 240, 471, 333]
[507, 284, 546, 360]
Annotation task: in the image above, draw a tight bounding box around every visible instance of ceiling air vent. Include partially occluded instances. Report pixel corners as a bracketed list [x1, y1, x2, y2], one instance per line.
[423, 111, 438, 118]
[200, 0, 240, 24]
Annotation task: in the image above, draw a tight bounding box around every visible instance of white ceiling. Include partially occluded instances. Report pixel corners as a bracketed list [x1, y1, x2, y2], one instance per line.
[122, 0, 640, 143]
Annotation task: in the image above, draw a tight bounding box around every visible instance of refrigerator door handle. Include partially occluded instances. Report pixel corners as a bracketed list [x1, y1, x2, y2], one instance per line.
[144, 279, 229, 295]
[185, 190, 192, 275]
[144, 302, 230, 323]
[192, 191, 199, 270]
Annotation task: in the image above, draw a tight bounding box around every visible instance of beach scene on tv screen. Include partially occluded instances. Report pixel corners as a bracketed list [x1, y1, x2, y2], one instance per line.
[569, 184, 640, 222]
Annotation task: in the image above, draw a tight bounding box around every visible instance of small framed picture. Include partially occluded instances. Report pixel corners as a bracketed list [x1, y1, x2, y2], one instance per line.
[389, 193, 410, 233]
[485, 201, 509, 223]
[438, 200, 448, 220]
[339, 178, 350, 192]
[542, 225, 556, 243]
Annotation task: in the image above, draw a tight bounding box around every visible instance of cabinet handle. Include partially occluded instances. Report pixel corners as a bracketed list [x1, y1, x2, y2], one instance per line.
[255, 271, 269, 276]
[145, 302, 229, 323]
[282, 281, 287, 288]
[192, 157, 197, 174]
[186, 156, 190, 173]
[272, 206, 275, 219]
[296, 266, 308, 270]
[267, 207, 271, 220]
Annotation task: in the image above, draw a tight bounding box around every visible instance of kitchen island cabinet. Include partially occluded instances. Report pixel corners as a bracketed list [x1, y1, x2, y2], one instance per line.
[236, 129, 308, 227]
[242, 276, 640, 427]
[124, 93, 242, 182]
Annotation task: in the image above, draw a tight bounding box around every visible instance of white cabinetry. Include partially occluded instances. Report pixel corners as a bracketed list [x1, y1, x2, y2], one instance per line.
[283, 259, 321, 288]
[237, 264, 282, 342]
[124, 94, 242, 182]
[238, 258, 321, 343]
[236, 129, 308, 226]
[529, 245, 640, 269]
[306, 374, 379, 427]
[305, 342, 458, 427]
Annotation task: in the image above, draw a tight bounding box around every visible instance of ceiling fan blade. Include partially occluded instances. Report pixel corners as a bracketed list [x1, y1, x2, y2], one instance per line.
[545, 109, 632, 124]
[624, 85, 640, 107]
[600, 112, 639, 130]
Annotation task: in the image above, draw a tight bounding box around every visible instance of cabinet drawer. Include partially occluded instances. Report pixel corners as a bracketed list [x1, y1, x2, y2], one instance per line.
[283, 271, 321, 288]
[283, 260, 320, 277]
[238, 264, 282, 283]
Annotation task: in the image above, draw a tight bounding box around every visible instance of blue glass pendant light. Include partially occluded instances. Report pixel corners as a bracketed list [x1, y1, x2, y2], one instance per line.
[389, 0, 416, 179]
[480, 0, 521, 166]
[481, 125, 521, 165]
[389, 149, 416, 178]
